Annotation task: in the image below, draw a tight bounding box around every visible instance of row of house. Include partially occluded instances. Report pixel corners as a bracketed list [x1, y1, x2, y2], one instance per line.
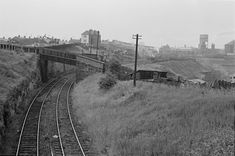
[0, 35, 66, 47]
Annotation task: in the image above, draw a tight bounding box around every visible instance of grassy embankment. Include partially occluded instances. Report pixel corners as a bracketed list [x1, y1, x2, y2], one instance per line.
[0, 50, 36, 102]
[197, 56, 235, 77]
[0, 49, 38, 153]
[0, 48, 74, 154]
[72, 73, 234, 156]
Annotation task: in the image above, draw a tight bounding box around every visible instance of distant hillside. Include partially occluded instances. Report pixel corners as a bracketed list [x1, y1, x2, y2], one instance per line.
[158, 59, 211, 79]
[101, 40, 157, 58]
[196, 56, 235, 76]
[109, 53, 134, 64]
[124, 59, 211, 80]
[101, 40, 135, 57]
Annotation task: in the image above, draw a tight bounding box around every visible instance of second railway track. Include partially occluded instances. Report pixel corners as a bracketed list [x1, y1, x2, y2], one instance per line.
[56, 80, 87, 156]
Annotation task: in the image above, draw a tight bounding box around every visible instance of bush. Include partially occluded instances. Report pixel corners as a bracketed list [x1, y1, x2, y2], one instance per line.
[98, 73, 117, 90]
[107, 58, 121, 78]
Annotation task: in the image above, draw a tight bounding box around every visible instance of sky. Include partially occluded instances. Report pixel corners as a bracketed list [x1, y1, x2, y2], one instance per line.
[0, 0, 235, 48]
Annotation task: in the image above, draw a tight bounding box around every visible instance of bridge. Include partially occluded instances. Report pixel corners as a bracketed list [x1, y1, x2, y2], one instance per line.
[0, 43, 105, 82]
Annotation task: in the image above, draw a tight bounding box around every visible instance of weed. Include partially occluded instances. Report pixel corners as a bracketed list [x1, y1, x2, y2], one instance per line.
[72, 74, 235, 156]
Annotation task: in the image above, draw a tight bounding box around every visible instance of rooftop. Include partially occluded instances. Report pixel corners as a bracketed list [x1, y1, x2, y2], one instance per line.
[82, 29, 100, 35]
[124, 63, 170, 72]
[225, 40, 235, 45]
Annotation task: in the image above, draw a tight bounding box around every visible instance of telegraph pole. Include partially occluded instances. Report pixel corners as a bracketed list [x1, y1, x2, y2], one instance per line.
[63, 63, 66, 73]
[76, 61, 79, 83]
[132, 34, 142, 87]
[96, 31, 99, 58]
[90, 39, 92, 54]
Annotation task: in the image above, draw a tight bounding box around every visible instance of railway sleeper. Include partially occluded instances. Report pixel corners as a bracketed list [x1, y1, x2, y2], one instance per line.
[20, 144, 36, 147]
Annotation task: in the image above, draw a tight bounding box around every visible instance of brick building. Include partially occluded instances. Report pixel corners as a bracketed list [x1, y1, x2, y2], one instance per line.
[225, 40, 235, 54]
[81, 29, 101, 48]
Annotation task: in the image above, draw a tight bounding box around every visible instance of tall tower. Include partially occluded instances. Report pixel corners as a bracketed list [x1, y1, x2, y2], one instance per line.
[198, 34, 208, 49]
[211, 43, 215, 50]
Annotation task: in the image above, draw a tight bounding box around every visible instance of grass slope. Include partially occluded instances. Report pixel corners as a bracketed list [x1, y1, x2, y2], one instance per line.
[72, 74, 234, 156]
[124, 59, 210, 79]
[0, 50, 36, 101]
[0, 49, 37, 154]
[158, 59, 210, 79]
[197, 56, 235, 76]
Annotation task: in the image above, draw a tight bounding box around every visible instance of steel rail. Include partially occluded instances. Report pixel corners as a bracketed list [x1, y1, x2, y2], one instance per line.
[66, 81, 86, 156]
[55, 79, 69, 156]
[36, 78, 64, 156]
[16, 79, 55, 156]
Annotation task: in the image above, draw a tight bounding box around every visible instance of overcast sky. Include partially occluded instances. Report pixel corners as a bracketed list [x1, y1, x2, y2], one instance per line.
[0, 0, 235, 48]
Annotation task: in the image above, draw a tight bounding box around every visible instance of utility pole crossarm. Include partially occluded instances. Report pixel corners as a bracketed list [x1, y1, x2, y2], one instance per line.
[132, 35, 142, 40]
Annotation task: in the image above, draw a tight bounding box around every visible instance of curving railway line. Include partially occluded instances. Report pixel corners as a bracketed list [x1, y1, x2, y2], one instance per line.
[16, 77, 88, 156]
[16, 79, 59, 155]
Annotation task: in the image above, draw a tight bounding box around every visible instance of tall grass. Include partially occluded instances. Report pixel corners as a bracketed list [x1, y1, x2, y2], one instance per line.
[72, 74, 234, 156]
[0, 50, 36, 101]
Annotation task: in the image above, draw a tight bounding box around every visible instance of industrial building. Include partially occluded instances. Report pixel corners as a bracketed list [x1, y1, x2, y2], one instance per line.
[198, 34, 208, 49]
[81, 29, 101, 48]
[225, 40, 235, 54]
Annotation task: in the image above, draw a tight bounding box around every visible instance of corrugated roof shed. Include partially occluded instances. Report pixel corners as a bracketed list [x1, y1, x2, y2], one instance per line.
[124, 63, 164, 71]
[123, 63, 179, 76]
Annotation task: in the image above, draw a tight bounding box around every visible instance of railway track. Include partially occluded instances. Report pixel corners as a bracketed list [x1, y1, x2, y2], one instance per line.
[39, 79, 89, 156]
[16, 77, 91, 156]
[38, 79, 66, 155]
[54, 79, 87, 156]
[15, 78, 60, 155]
[66, 82, 97, 156]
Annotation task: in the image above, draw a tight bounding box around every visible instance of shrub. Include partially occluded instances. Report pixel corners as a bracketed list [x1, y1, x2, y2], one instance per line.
[98, 73, 117, 90]
[107, 58, 121, 78]
[106, 58, 133, 80]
